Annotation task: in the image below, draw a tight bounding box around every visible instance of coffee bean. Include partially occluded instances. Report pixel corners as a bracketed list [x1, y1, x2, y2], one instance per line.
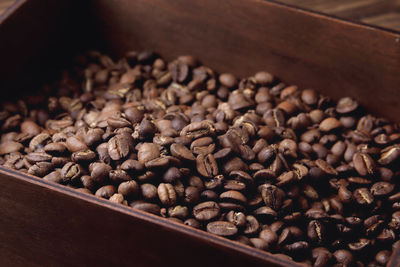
[170, 143, 195, 161]
[95, 185, 116, 199]
[353, 152, 376, 176]
[378, 145, 400, 165]
[260, 184, 285, 210]
[207, 221, 238, 237]
[66, 136, 88, 152]
[180, 121, 215, 139]
[43, 170, 63, 184]
[348, 238, 370, 251]
[333, 250, 354, 266]
[336, 97, 358, 114]
[72, 149, 96, 163]
[220, 190, 247, 204]
[319, 118, 341, 132]
[108, 133, 132, 160]
[90, 162, 111, 184]
[61, 162, 81, 183]
[196, 154, 218, 178]
[353, 188, 374, 205]
[29, 133, 51, 151]
[371, 181, 394, 196]
[130, 201, 160, 215]
[193, 201, 220, 221]
[307, 220, 325, 244]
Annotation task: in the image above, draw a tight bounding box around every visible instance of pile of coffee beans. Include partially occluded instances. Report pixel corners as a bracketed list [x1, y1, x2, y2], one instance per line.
[1, 50, 400, 266]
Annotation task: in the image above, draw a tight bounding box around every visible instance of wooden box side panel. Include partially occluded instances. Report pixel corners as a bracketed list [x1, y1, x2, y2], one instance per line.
[0, 168, 297, 267]
[91, 0, 400, 121]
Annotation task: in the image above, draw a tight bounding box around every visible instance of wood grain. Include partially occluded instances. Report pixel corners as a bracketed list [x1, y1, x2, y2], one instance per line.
[92, 0, 400, 122]
[277, 0, 400, 31]
[0, 167, 299, 267]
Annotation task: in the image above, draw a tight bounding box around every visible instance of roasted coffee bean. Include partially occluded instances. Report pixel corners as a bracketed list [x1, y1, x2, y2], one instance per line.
[226, 210, 246, 227]
[25, 152, 52, 164]
[370, 181, 394, 196]
[220, 190, 247, 204]
[378, 145, 400, 165]
[170, 143, 195, 161]
[29, 133, 51, 151]
[336, 97, 358, 114]
[184, 218, 201, 229]
[375, 250, 391, 266]
[260, 184, 285, 210]
[207, 221, 238, 237]
[43, 170, 63, 184]
[90, 162, 111, 184]
[95, 185, 116, 199]
[193, 201, 220, 221]
[108, 133, 132, 160]
[196, 154, 218, 178]
[130, 201, 160, 215]
[71, 149, 96, 163]
[353, 188, 374, 205]
[311, 248, 332, 267]
[184, 186, 200, 204]
[141, 183, 157, 200]
[353, 152, 376, 176]
[244, 215, 260, 235]
[333, 250, 354, 266]
[28, 161, 52, 177]
[348, 238, 370, 251]
[61, 162, 81, 183]
[307, 220, 325, 244]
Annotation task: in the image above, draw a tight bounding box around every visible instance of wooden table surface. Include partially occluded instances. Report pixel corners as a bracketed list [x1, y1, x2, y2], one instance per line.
[1, 0, 400, 32]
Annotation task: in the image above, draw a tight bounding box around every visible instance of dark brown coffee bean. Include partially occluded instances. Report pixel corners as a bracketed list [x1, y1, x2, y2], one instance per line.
[338, 186, 353, 204]
[312, 247, 332, 267]
[348, 238, 370, 251]
[60, 162, 81, 183]
[140, 183, 157, 200]
[25, 152, 52, 164]
[170, 143, 195, 161]
[95, 185, 116, 199]
[353, 152, 376, 176]
[336, 97, 358, 114]
[184, 186, 200, 204]
[169, 60, 189, 83]
[180, 121, 215, 139]
[207, 221, 238, 237]
[259, 228, 278, 245]
[29, 133, 51, 151]
[226, 211, 246, 227]
[71, 149, 96, 163]
[193, 201, 220, 221]
[333, 250, 354, 266]
[260, 184, 285, 210]
[43, 142, 67, 156]
[196, 154, 218, 178]
[184, 218, 201, 229]
[66, 136, 88, 153]
[353, 188, 374, 205]
[190, 137, 215, 155]
[319, 118, 341, 132]
[375, 250, 391, 266]
[220, 190, 247, 204]
[108, 134, 132, 160]
[168, 205, 189, 219]
[243, 215, 260, 235]
[371, 181, 394, 196]
[307, 220, 325, 244]
[121, 159, 144, 173]
[130, 201, 160, 215]
[90, 162, 111, 184]
[43, 169, 63, 183]
[378, 145, 400, 165]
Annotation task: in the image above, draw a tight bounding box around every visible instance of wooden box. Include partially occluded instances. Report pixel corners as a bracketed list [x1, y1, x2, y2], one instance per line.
[0, 0, 400, 266]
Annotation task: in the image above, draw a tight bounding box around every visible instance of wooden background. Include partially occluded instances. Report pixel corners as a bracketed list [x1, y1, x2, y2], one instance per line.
[1, 0, 400, 31]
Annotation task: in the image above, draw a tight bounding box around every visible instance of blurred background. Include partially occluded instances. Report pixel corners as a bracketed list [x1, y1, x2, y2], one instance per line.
[1, 0, 399, 31]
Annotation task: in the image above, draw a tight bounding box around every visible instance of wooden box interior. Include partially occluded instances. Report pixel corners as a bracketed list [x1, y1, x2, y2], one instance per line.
[0, 0, 400, 266]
